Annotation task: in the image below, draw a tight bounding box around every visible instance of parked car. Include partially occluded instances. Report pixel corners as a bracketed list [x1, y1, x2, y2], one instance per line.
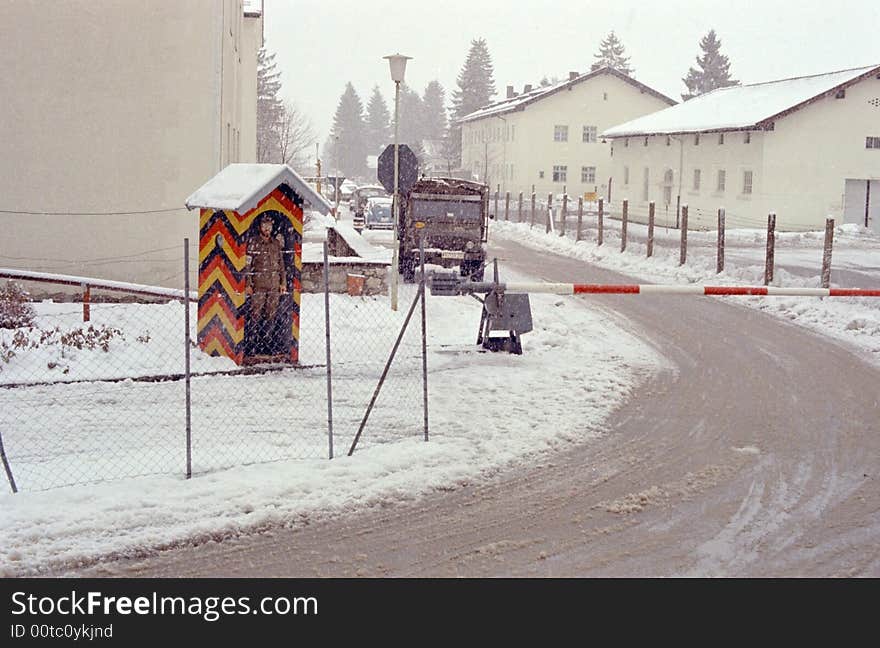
[364, 196, 394, 230]
[339, 179, 357, 201]
[351, 184, 388, 220]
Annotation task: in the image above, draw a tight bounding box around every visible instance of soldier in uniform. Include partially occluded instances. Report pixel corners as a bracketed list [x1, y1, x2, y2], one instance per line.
[245, 213, 287, 351]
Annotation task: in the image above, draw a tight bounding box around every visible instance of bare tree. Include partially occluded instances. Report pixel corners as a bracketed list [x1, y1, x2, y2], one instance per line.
[277, 100, 316, 170]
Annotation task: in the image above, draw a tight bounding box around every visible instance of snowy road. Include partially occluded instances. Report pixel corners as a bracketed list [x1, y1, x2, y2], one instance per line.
[62, 235, 880, 577]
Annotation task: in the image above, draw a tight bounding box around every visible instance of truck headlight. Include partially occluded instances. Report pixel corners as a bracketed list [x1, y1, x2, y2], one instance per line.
[465, 241, 475, 250]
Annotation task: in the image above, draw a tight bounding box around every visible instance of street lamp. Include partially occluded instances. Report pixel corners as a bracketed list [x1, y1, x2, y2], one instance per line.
[384, 52, 411, 312]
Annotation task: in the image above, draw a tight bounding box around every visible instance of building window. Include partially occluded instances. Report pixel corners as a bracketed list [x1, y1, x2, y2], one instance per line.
[642, 168, 650, 201]
[644, 137, 649, 147]
[666, 135, 671, 146]
[693, 169, 701, 191]
[539, 170, 545, 179]
[866, 136, 880, 149]
[744, 131, 751, 144]
[582, 166, 596, 183]
[717, 169, 726, 192]
[554, 125, 569, 142]
[603, 92, 608, 101]
[835, 89, 846, 99]
[552, 165, 568, 182]
[694, 133, 700, 145]
[718, 133, 725, 145]
[582, 126, 597, 143]
[624, 138, 629, 147]
[743, 170, 753, 194]
[623, 166, 630, 185]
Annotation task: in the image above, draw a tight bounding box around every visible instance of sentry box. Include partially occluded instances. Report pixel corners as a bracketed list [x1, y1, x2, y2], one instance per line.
[186, 164, 332, 365]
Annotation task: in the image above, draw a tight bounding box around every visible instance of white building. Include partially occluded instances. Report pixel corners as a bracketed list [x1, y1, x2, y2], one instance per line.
[0, 0, 263, 286]
[458, 68, 675, 200]
[602, 65, 880, 232]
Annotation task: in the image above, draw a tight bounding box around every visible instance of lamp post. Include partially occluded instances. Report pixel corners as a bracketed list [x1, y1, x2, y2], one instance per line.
[384, 52, 411, 312]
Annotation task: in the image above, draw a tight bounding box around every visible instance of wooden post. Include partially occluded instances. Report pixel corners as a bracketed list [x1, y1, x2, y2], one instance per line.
[821, 217, 834, 288]
[504, 191, 510, 221]
[764, 212, 776, 285]
[576, 197, 584, 242]
[494, 190, 499, 219]
[517, 191, 523, 223]
[82, 283, 90, 322]
[716, 208, 726, 273]
[647, 201, 655, 258]
[621, 199, 629, 252]
[530, 192, 536, 228]
[560, 194, 568, 236]
[679, 205, 688, 265]
[675, 194, 681, 229]
[597, 197, 604, 246]
[546, 193, 553, 233]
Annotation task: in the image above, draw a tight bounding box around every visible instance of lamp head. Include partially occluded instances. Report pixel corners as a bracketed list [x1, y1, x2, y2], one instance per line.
[384, 53, 412, 83]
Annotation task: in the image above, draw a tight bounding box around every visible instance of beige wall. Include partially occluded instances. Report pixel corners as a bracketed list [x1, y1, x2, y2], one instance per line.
[241, 14, 263, 164]
[461, 73, 673, 201]
[607, 73, 880, 231]
[0, 0, 257, 287]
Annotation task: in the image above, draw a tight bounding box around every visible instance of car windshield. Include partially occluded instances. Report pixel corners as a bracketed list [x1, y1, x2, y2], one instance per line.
[370, 203, 391, 218]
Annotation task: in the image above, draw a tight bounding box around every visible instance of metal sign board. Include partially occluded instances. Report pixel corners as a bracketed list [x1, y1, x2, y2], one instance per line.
[378, 144, 419, 195]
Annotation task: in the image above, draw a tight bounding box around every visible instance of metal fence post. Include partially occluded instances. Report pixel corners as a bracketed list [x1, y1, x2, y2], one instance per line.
[821, 217, 834, 289]
[494, 190, 499, 219]
[765, 212, 776, 285]
[576, 197, 583, 242]
[0, 429, 17, 493]
[504, 191, 510, 221]
[184, 238, 192, 480]
[324, 240, 334, 459]
[717, 208, 726, 273]
[598, 197, 604, 246]
[621, 199, 628, 252]
[420, 237, 428, 442]
[647, 201, 655, 258]
[679, 205, 688, 266]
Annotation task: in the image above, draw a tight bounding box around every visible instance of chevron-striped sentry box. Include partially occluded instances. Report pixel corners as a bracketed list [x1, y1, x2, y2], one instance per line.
[185, 164, 333, 366]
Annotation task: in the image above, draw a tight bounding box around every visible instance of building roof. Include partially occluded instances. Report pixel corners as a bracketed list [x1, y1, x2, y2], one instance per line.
[457, 67, 677, 124]
[603, 64, 880, 138]
[185, 164, 333, 214]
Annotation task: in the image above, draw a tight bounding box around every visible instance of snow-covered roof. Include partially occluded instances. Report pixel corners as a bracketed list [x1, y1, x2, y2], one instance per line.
[458, 67, 676, 124]
[603, 64, 880, 137]
[185, 163, 333, 215]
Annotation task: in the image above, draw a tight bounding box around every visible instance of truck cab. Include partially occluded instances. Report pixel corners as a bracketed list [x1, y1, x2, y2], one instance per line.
[399, 177, 490, 282]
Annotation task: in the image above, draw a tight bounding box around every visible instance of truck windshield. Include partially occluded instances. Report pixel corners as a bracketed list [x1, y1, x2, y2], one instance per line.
[411, 199, 482, 221]
[370, 204, 391, 219]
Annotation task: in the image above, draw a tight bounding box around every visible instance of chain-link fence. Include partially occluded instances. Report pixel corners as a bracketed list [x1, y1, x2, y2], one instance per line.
[0, 241, 428, 492]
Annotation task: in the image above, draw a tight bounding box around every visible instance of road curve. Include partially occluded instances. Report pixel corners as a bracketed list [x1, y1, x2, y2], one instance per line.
[65, 235, 880, 577]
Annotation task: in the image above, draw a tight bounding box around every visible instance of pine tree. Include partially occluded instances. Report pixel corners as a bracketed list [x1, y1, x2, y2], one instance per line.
[422, 80, 448, 141]
[590, 31, 634, 76]
[397, 83, 426, 160]
[448, 38, 497, 168]
[364, 86, 392, 156]
[256, 47, 284, 162]
[681, 30, 739, 101]
[326, 82, 367, 179]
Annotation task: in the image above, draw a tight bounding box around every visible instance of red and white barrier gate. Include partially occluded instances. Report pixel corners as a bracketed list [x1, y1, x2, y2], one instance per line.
[503, 283, 880, 298]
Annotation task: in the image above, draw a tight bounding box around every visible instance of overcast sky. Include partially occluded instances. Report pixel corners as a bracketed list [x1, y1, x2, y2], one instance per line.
[263, 0, 879, 157]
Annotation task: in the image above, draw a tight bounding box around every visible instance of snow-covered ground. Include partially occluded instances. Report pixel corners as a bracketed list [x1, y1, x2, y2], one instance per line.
[0, 267, 663, 575]
[492, 219, 880, 364]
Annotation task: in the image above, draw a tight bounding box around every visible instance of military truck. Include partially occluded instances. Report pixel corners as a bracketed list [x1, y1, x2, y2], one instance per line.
[398, 177, 490, 282]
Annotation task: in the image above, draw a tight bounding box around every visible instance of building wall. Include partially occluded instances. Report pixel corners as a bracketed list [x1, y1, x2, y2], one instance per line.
[460, 73, 673, 200]
[761, 74, 880, 230]
[607, 73, 880, 231]
[0, 0, 256, 287]
[241, 13, 263, 164]
[609, 130, 768, 228]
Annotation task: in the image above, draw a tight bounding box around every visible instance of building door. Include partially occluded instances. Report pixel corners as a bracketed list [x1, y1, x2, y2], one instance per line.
[843, 179, 880, 234]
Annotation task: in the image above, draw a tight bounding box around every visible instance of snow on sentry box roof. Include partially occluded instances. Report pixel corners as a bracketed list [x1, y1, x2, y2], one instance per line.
[185, 163, 333, 215]
[603, 64, 880, 138]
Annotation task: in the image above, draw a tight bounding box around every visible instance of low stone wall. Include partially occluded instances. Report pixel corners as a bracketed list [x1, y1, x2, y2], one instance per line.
[301, 262, 388, 295]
